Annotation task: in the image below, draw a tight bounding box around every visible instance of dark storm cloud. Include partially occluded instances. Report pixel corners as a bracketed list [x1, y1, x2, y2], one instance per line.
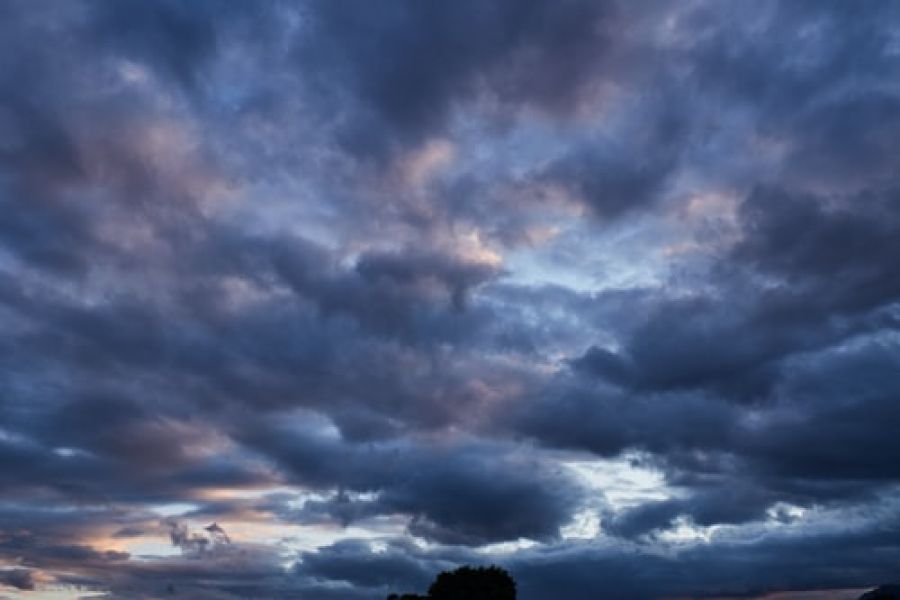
[737, 339, 900, 484]
[530, 85, 690, 219]
[685, 1, 900, 189]
[568, 185, 900, 400]
[0, 569, 35, 591]
[514, 381, 740, 458]
[601, 485, 775, 539]
[0, 4, 103, 274]
[3, 1, 900, 599]
[538, 145, 675, 219]
[87, 0, 225, 89]
[513, 514, 900, 600]
[253, 237, 501, 339]
[297, 0, 619, 159]
[296, 539, 446, 592]
[242, 418, 584, 545]
[571, 290, 818, 398]
[527, 324, 900, 539]
[733, 186, 900, 314]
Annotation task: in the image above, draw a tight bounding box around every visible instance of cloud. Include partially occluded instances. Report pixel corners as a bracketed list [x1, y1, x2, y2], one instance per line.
[2, 1, 900, 599]
[244, 418, 585, 545]
[296, 0, 620, 160]
[0, 569, 35, 591]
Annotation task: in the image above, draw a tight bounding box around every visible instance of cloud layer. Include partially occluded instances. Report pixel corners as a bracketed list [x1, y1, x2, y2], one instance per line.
[2, 1, 900, 599]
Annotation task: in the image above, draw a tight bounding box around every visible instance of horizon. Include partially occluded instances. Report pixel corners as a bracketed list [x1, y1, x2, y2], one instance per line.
[1, 1, 900, 599]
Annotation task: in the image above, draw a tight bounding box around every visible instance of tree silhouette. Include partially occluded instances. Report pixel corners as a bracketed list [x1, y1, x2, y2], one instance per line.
[429, 566, 516, 600]
[387, 565, 515, 600]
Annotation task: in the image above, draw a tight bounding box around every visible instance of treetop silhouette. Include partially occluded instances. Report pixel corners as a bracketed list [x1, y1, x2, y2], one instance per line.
[387, 565, 515, 600]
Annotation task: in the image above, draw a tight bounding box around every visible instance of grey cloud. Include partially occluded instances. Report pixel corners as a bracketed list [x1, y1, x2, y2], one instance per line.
[3, 1, 900, 599]
[0, 569, 35, 591]
[297, 0, 620, 160]
[296, 539, 443, 593]
[243, 420, 585, 545]
[513, 516, 900, 600]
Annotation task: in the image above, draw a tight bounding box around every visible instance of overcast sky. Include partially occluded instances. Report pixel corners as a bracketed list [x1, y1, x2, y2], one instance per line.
[1, 1, 899, 599]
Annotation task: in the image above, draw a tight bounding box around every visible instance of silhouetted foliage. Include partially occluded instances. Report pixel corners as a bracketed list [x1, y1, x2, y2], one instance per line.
[429, 566, 516, 600]
[387, 565, 515, 600]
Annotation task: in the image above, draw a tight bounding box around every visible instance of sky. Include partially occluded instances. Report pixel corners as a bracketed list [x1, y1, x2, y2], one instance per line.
[1, 1, 899, 599]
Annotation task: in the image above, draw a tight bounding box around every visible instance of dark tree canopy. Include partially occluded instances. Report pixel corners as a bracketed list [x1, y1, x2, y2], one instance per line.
[428, 566, 516, 600]
[388, 565, 516, 600]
